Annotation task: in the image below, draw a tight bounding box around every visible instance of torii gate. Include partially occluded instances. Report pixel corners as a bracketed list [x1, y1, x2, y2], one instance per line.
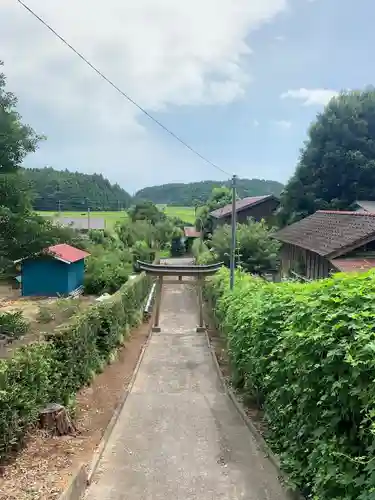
[138, 260, 223, 333]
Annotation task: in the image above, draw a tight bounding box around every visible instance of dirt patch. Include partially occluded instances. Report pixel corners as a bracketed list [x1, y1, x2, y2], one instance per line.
[0, 296, 96, 359]
[204, 303, 267, 439]
[0, 320, 151, 500]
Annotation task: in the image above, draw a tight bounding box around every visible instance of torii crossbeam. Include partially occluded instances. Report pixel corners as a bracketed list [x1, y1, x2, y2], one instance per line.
[138, 260, 223, 333]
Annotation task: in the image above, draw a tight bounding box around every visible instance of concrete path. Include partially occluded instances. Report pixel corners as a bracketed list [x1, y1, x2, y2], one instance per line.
[85, 259, 289, 500]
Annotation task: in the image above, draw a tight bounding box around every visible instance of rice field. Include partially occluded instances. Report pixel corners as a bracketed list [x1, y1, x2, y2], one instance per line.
[36, 206, 196, 227]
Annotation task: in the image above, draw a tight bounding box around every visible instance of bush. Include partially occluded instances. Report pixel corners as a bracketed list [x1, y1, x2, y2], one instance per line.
[0, 311, 29, 339]
[84, 245, 132, 295]
[210, 218, 280, 274]
[205, 268, 375, 499]
[0, 273, 151, 461]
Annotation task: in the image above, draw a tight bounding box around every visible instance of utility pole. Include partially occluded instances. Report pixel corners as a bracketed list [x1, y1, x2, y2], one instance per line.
[58, 199, 62, 215]
[229, 174, 237, 290]
[87, 206, 91, 230]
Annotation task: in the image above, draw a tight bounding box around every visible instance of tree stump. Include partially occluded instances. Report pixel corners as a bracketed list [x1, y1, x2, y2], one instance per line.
[39, 403, 76, 436]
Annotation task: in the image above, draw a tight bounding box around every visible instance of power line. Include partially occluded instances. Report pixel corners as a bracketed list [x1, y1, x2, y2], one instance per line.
[15, 0, 232, 177]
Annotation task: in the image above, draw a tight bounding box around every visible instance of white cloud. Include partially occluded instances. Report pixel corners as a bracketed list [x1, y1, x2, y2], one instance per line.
[253, 119, 260, 127]
[280, 88, 339, 106]
[273, 120, 292, 129]
[275, 35, 285, 41]
[1, 0, 288, 190]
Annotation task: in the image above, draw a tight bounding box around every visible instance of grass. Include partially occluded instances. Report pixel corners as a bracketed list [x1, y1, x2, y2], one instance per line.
[37, 206, 196, 226]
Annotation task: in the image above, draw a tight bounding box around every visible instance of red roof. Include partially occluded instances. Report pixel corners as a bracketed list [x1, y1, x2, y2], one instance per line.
[210, 195, 276, 219]
[184, 227, 201, 238]
[47, 244, 90, 264]
[331, 258, 375, 273]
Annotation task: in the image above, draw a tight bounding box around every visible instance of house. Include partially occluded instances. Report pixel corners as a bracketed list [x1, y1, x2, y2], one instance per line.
[53, 217, 106, 232]
[210, 195, 279, 230]
[273, 210, 375, 280]
[15, 244, 90, 297]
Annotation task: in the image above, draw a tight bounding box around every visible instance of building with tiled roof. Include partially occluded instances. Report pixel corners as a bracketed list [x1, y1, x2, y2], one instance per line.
[273, 210, 375, 280]
[210, 195, 279, 229]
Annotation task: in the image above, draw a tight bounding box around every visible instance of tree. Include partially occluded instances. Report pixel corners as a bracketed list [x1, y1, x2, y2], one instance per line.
[134, 178, 284, 206]
[128, 201, 165, 225]
[0, 171, 33, 212]
[0, 61, 43, 173]
[209, 218, 280, 274]
[25, 167, 132, 211]
[279, 88, 375, 225]
[195, 186, 232, 236]
[0, 208, 85, 274]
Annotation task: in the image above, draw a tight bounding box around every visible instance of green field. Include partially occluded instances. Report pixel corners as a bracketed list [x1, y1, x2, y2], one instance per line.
[158, 206, 195, 224]
[37, 206, 196, 227]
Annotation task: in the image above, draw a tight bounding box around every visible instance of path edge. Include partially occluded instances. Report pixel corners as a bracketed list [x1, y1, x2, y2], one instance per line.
[204, 330, 304, 500]
[58, 322, 153, 500]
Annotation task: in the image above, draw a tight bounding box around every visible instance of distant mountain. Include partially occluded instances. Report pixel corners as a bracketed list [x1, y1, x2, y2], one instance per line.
[134, 179, 284, 206]
[24, 167, 132, 212]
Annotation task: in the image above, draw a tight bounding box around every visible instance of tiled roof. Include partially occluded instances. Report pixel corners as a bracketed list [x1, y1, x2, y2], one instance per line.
[184, 227, 201, 238]
[47, 244, 90, 264]
[273, 211, 375, 258]
[210, 195, 275, 219]
[331, 258, 375, 273]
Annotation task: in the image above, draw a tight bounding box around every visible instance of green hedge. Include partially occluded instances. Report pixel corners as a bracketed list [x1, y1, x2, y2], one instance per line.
[0, 273, 151, 461]
[205, 268, 375, 500]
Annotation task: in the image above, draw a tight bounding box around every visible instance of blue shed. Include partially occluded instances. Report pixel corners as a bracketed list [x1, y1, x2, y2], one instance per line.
[17, 244, 90, 297]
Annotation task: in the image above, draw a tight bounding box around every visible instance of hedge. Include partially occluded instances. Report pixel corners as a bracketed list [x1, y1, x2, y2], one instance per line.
[0, 273, 151, 461]
[205, 268, 375, 500]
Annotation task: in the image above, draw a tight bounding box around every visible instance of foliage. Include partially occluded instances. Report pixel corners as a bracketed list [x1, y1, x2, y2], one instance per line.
[0, 207, 86, 275]
[191, 238, 207, 259]
[0, 311, 29, 339]
[132, 240, 156, 272]
[24, 166, 132, 212]
[0, 61, 43, 174]
[134, 178, 284, 206]
[209, 219, 280, 274]
[84, 242, 132, 295]
[195, 186, 232, 236]
[206, 268, 375, 499]
[116, 219, 155, 248]
[128, 201, 165, 225]
[0, 273, 151, 460]
[0, 172, 33, 213]
[279, 89, 375, 225]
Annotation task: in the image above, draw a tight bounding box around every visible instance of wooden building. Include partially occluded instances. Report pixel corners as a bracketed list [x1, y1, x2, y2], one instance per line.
[210, 195, 279, 229]
[273, 210, 375, 280]
[15, 244, 90, 297]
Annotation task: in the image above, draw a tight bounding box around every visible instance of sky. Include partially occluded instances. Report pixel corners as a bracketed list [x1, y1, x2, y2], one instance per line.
[1, 0, 374, 194]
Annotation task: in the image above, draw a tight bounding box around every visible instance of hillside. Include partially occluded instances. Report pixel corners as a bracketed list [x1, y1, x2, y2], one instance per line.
[24, 167, 132, 211]
[134, 178, 284, 206]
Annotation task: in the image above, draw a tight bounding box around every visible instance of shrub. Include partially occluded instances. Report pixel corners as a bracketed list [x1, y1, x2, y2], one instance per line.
[0, 273, 151, 461]
[205, 268, 375, 499]
[210, 218, 280, 274]
[0, 311, 29, 339]
[84, 245, 132, 295]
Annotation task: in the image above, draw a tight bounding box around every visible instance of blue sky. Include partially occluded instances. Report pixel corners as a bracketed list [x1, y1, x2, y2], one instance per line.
[1, 0, 374, 193]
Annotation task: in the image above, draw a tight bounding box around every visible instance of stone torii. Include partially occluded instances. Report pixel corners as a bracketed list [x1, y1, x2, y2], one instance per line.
[137, 261, 223, 333]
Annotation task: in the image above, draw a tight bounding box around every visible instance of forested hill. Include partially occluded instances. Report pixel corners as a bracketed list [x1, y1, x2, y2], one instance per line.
[134, 178, 284, 206]
[24, 167, 132, 211]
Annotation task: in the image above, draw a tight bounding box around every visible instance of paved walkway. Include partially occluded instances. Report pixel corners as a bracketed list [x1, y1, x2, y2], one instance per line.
[85, 259, 288, 499]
